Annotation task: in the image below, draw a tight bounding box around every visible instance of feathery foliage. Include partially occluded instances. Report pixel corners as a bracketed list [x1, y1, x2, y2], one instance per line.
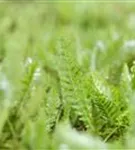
[0, 2, 135, 150]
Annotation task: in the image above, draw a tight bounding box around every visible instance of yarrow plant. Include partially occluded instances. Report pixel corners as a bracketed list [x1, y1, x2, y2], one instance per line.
[0, 2, 135, 150]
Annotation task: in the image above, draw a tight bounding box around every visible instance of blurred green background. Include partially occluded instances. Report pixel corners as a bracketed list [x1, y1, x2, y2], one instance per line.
[1, 2, 135, 84]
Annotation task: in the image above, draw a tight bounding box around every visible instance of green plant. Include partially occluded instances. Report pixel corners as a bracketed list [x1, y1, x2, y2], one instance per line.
[0, 2, 135, 150]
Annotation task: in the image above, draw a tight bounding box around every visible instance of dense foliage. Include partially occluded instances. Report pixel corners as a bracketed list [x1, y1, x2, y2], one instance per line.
[0, 2, 135, 149]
